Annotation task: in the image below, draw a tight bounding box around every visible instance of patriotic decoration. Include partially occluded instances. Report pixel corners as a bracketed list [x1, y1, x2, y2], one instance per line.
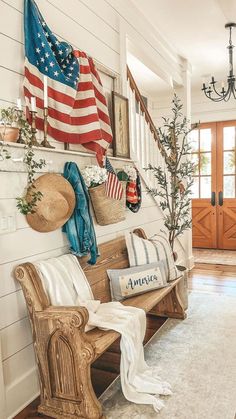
[126, 181, 138, 204]
[105, 157, 123, 200]
[23, 0, 112, 164]
[126, 173, 142, 213]
[123, 165, 138, 204]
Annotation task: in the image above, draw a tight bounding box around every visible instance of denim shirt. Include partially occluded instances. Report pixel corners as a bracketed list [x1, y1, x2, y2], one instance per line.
[62, 162, 99, 264]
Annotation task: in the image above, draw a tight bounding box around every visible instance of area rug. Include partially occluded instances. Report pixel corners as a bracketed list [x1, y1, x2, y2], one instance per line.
[100, 292, 236, 419]
[193, 248, 236, 265]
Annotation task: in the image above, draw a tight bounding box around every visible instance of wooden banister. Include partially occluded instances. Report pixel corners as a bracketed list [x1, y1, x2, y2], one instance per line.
[127, 66, 160, 149]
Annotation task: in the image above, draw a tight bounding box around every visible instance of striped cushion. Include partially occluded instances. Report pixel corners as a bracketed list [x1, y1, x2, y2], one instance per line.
[125, 231, 178, 282]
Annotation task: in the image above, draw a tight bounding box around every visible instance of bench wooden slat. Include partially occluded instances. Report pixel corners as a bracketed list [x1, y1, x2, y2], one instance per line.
[122, 276, 182, 311]
[87, 329, 120, 360]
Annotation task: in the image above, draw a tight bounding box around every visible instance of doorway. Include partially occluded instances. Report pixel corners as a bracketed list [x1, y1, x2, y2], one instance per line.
[192, 120, 236, 250]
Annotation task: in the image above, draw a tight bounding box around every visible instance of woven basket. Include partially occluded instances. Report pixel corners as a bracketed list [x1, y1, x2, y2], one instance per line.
[89, 181, 126, 226]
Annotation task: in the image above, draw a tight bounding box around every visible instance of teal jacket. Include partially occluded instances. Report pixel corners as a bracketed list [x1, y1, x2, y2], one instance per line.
[62, 162, 99, 264]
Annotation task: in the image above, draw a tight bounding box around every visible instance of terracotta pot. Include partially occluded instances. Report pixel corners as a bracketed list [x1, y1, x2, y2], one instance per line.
[0, 126, 19, 142]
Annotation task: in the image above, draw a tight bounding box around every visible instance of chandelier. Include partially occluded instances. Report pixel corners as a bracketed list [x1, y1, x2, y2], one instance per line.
[202, 22, 236, 102]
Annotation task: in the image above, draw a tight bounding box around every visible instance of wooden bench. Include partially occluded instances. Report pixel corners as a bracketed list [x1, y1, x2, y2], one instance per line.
[14, 228, 187, 419]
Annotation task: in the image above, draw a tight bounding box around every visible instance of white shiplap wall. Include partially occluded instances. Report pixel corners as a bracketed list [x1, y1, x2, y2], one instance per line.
[0, 146, 163, 418]
[0, 1, 169, 417]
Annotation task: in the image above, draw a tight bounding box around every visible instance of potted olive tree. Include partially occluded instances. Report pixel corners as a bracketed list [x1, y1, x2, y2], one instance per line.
[146, 94, 197, 253]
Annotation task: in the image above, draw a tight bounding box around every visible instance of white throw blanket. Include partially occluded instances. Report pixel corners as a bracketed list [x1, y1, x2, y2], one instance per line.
[35, 254, 172, 412]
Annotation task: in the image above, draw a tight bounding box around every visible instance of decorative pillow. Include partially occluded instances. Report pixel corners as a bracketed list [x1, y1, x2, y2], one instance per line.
[107, 261, 168, 301]
[125, 231, 179, 282]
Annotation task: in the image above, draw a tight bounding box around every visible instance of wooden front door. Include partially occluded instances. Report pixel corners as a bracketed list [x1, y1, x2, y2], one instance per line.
[217, 121, 236, 249]
[191, 123, 217, 248]
[192, 120, 236, 250]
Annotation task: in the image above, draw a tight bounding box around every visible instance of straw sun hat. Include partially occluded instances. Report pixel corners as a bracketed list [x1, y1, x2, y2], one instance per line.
[26, 173, 76, 232]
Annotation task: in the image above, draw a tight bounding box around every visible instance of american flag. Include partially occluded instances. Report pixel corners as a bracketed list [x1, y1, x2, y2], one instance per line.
[105, 157, 123, 200]
[24, 0, 112, 164]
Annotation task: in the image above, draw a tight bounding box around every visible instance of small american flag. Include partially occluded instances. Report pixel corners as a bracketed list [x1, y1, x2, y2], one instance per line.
[105, 157, 123, 200]
[24, 0, 112, 163]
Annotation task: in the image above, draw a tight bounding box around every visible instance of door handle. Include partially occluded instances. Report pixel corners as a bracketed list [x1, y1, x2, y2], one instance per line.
[211, 191, 216, 206]
[219, 191, 223, 206]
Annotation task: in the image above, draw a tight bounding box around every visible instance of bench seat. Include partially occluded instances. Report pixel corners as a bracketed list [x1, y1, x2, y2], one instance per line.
[122, 276, 182, 311]
[87, 276, 182, 360]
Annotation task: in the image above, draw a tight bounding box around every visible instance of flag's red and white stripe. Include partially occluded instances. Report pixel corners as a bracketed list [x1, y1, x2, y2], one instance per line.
[126, 181, 138, 203]
[105, 172, 123, 200]
[24, 51, 112, 164]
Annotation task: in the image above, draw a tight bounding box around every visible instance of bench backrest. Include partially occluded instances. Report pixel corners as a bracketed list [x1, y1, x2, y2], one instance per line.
[14, 229, 146, 317]
[80, 236, 129, 302]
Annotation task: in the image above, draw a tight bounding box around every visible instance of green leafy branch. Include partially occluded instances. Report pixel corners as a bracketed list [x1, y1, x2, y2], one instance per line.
[0, 140, 11, 161]
[16, 140, 46, 215]
[0, 107, 18, 127]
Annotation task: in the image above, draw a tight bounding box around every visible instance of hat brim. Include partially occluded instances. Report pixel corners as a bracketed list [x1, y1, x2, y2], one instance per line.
[26, 173, 76, 232]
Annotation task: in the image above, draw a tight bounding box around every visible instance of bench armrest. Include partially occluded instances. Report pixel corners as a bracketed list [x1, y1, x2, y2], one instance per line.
[34, 305, 93, 352]
[33, 305, 96, 370]
[36, 305, 89, 326]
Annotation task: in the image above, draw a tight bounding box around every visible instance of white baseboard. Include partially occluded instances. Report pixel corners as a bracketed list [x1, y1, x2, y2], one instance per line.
[6, 366, 39, 419]
[187, 255, 195, 270]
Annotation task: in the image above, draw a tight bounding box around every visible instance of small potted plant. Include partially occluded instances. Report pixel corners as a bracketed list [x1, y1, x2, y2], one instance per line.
[0, 107, 20, 142]
[82, 165, 126, 225]
[0, 107, 46, 215]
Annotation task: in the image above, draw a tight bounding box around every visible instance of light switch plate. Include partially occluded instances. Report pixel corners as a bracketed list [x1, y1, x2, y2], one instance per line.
[0, 213, 16, 235]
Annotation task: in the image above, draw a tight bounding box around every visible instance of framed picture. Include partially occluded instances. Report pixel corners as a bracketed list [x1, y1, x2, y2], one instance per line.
[112, 91, 130, 159]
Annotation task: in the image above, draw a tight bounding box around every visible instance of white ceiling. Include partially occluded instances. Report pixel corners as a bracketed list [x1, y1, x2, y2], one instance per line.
[130, 0, 236, 93]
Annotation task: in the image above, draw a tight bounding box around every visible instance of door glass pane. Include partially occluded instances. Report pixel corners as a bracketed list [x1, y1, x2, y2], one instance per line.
[224, 151, 235, 174]
[224, 176, 235, 198]
[191, 177, 199, 198]
[191, 153, 199, 175]
[200, 153, 211, 175]
[200, 176, 211, 198]
[223, 127, 235, 150]
[200, 129, 211, 151]
[190, 129, 198, 151]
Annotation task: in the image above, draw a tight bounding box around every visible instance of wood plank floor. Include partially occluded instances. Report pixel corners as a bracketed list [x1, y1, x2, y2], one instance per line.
[189, 263, 236, 296]
[193, 248, 236, 265]
[14, 263, 236, 419]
